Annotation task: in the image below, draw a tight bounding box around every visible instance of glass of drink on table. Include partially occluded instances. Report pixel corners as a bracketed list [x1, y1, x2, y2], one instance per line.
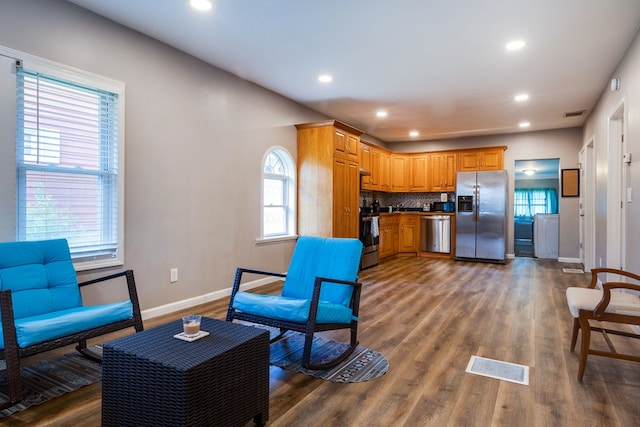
[182, 314, 202, 337]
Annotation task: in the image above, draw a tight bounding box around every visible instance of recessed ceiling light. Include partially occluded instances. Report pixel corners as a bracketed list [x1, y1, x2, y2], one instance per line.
[190, 0, 212, 11]
[519, 121, 531, 128]
[514, 93, 529, 102]
[506, 40, 525, 51]
[318, 74, 333, 83]
[409, 130, 419, 138]
[376, 110, 388, 118]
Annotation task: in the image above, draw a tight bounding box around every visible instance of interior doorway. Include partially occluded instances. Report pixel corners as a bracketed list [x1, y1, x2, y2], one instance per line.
[514, 159, 560, 258]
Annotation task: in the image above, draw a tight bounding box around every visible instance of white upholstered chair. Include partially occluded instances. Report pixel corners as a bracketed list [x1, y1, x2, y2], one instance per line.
[566, 267, 640, 381]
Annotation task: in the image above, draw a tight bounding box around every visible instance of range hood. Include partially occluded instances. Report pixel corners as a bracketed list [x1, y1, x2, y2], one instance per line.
[359, 168, 371, 176]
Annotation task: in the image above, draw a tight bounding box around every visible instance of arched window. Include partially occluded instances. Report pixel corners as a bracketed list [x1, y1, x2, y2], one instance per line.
[262, 147, 296, 239]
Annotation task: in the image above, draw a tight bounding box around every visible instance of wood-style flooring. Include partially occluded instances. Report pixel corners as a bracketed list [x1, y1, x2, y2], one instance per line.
[3, 256, 640, 426]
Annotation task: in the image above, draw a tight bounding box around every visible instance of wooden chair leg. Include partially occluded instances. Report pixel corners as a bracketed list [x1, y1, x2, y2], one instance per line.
[570, 318, 580, 351]
[578, 315, 591, 381]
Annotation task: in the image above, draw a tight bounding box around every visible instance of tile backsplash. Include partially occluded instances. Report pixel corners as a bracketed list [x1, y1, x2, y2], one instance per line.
[361, 191, 455, 209]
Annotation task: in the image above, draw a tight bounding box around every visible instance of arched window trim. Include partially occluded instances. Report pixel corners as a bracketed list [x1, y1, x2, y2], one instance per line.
[257, 146, 297, 243]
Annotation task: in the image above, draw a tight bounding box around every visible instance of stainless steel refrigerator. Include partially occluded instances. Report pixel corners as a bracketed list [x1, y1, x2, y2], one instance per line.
[455, 170, 508, 263]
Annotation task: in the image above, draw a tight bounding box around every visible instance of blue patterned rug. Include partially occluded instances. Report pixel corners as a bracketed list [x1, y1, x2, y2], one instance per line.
[269, 332, 389, 383]
[0, 352, 102, 418]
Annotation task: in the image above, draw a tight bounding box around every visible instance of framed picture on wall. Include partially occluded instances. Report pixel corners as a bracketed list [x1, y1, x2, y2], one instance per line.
[561, 168, 579, 197]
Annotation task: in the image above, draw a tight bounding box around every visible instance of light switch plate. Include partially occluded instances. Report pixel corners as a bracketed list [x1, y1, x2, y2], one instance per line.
[440, 193, 448, 202]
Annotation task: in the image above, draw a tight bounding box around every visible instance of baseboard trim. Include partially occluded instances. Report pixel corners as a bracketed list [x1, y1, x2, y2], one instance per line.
[558, 257, 581, 264]
[141, 276, 280, 320]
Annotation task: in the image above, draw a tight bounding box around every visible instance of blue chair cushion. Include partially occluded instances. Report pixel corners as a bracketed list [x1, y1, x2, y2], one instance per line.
[281, 236, 362, 306]
[232, 291, 353, 324]
[0, 300, 133, 349]
[0, 239, 82, 318]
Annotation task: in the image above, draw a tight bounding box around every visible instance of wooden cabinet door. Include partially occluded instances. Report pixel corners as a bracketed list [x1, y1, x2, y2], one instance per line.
[457, 151, 481, 171]
[399, 215, 419, 253]
[409, 154, 428, 191]
[379, 151, 391, 191]
[479, 147, 503, 170]
[334, 156, 359, 238]
[370, 148, 380, 189]
[334, 129, 358, 160]
[430, 152, 457, 191]
[360, 144, 373, 190]
[391, 154, 408, 191]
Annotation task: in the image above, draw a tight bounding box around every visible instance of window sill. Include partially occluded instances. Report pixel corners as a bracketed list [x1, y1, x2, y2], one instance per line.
[255, 235, 298, 245]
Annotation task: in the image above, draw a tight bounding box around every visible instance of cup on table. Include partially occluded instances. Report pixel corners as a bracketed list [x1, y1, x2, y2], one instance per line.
[182, 314, 202, 337]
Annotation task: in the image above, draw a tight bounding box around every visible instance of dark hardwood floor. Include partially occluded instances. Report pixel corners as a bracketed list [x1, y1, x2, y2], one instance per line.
[3, 256, 640, 426]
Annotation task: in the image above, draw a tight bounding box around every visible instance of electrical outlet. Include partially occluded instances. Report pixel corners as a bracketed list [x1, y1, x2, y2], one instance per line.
[170, 268, 178, 283]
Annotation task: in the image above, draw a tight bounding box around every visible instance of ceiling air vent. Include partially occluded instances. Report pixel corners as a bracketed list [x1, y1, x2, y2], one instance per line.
[563, 110, 586, 118]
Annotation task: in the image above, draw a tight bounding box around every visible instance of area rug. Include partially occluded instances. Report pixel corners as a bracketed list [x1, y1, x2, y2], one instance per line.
[269, 332, 389, 383]
[0, 352, 102, 418]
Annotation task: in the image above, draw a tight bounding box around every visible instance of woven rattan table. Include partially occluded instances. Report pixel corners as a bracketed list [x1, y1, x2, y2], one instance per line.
[102, 317, 270, 427]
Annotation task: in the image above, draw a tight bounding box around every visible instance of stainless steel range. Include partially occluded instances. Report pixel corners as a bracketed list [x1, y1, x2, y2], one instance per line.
[359, 213, 379, 269]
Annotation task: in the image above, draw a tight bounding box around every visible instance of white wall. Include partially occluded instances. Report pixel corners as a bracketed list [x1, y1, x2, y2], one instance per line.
[583, 28, 640, 271]
[0, 0, 325, 312]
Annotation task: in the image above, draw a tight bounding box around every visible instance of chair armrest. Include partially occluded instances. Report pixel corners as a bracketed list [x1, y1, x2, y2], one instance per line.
[589, 268, 640, 289]
[309, 276, 363, 321]
[0, 289, 19, 350]
[78, 270, 143, 331]
[593, 281, 640, 318]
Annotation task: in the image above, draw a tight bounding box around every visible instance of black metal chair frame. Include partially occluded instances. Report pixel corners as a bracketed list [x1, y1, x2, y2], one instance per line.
[0, 270, 144, 409]
[226, 267, 362, 370]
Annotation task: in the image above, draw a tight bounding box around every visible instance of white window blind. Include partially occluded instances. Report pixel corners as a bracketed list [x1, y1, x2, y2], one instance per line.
[261, 148, 296, 239]
[16, 66, 120, 264]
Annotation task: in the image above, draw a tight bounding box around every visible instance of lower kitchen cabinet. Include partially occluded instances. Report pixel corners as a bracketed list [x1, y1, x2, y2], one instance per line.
[379, 214, 399, 259]
[399, 214, 419, 254]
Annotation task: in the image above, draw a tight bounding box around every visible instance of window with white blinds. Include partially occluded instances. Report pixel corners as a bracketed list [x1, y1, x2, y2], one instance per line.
[15, 64, 124, 268]
[261, 147, 296, 239]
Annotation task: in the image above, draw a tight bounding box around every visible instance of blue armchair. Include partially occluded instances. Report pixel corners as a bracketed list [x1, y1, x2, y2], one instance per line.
[0, 239, 143, 408]
[226, 236, 363, 370]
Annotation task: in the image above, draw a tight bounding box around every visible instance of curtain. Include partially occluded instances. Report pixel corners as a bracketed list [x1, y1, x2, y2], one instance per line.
[514, 188, 558, 217]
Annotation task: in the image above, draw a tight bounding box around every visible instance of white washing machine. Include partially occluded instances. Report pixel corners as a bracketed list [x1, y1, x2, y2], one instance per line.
[534, 214, 559, 259]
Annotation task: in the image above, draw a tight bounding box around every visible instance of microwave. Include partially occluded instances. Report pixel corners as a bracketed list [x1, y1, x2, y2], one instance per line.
[433, 201, 455, 212]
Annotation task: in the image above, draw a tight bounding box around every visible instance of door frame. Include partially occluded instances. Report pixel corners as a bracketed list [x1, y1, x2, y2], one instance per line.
[607, 97, 627, 270]
[579, 138, 595, 272]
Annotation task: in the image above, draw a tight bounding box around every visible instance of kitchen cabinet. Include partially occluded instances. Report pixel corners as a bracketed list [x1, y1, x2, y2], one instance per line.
[360, 143, 383, 191]
[334, 127, 359, 161]
[379, 214, 399, 259]
[399, 214, 419, 253]
[296, 120, 363, 239]
[379, 151, 391, 191]
[457, 147, 505, 171]
[391, 154, 409, 192]
[409, 154, 428, 192]
[428, 151, 457, 191]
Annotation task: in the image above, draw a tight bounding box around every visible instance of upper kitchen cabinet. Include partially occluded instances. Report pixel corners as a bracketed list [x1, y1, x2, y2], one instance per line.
[379, 150, 391, 191]
[391, 154, 409, 192]
[296, 120, 363, 239]
[360, 142, 392, 191]
[428, 151, 457, 192]
[334, 126, 359, 161]
[409, 153, 428, 192]
[457, 146, 506, 171]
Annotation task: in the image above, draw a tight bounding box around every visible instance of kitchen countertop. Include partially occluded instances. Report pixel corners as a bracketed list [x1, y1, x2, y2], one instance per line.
[378, 211, 455, 216]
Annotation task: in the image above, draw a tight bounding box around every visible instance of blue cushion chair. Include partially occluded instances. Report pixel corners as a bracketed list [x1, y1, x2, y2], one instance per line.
[226, 236, 363, 370]
[0, 238, 143, 409]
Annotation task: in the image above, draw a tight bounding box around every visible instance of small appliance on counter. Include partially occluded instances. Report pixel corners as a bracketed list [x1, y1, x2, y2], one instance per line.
[432, 201, 455, 212]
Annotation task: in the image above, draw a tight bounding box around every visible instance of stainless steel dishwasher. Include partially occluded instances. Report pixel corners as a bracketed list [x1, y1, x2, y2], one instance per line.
[420, 215, 451, 253]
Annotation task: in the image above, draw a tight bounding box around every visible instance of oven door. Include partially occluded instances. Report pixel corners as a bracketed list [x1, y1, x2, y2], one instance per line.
[359, 215, 379, 252]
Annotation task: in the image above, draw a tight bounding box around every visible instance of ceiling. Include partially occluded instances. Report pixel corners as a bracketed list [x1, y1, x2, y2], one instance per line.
[67, 0, 640, 143]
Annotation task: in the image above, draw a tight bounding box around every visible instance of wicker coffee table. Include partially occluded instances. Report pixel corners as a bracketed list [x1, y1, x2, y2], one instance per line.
[102, 317, 270, 427]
